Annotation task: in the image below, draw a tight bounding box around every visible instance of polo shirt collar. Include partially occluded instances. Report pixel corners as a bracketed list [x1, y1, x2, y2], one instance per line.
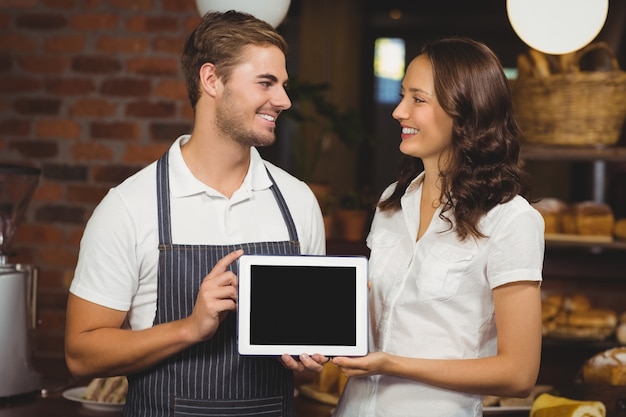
[168, 135, 272, 198]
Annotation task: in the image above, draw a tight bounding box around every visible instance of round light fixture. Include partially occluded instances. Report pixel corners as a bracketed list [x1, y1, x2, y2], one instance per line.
[195, 0, 291, 28]
[506, 0, 608, 55]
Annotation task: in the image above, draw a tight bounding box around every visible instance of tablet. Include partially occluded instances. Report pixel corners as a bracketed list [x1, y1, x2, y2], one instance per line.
[237, 254, 369, 357]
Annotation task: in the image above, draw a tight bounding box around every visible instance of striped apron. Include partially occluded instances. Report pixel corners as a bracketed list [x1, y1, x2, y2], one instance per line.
[125, 152, 301, 416]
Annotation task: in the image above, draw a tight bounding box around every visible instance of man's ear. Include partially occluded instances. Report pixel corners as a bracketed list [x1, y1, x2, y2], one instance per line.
[199, 63, 219, 98]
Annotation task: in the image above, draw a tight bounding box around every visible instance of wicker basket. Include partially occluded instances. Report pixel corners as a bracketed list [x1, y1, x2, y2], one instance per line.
[511, 42, 626, 147]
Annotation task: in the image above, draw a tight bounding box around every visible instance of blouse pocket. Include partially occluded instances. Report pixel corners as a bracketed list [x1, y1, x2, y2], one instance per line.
[416, 243, 475, 301]
[174, 396, 283, 417]
[368, 231, 411, 281]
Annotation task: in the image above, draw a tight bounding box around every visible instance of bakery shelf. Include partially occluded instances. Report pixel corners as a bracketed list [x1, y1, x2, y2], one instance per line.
[521, 144, 626, 162]
[545, 235, 626, 251]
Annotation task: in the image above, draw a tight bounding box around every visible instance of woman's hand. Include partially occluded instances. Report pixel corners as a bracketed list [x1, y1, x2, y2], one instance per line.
[332, 352, 389, 377]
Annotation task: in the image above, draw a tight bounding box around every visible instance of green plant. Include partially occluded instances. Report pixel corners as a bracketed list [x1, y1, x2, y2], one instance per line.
[283, 78, 375, 182]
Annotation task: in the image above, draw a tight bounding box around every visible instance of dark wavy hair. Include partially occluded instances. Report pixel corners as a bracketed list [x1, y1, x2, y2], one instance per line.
[379, 37, 531, 241]
[181, 10, 288, 111]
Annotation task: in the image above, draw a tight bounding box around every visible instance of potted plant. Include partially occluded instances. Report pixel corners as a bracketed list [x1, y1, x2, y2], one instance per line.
[333, 188, 375, 242]
[282, 78, 374, 185]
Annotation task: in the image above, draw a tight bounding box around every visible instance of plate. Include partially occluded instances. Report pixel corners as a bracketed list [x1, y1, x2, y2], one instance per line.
[483, 406, 531, 415]
[62, 387, 125, 412]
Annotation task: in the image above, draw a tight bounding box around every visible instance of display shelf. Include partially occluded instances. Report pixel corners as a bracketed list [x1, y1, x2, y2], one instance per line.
[545, 236, 626, 251]
[521, 144, 626, 162]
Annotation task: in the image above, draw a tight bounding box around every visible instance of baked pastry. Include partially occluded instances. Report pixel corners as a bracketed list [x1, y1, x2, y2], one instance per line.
[532, 198, 567, 234]
[82, 376, 128, 403]
[614, 218, 626, 239]
[563, 201, 614, 236]
[530, 393, 606, 417]
[582, 347, 626, 385]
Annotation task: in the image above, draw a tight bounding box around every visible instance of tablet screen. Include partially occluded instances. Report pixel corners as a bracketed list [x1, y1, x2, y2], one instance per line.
[237, 254, 368, 356]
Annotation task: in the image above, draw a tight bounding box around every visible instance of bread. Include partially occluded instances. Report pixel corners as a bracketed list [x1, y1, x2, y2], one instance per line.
[614, 218, 626, 239]
[542, 293, 618, 340]
[531, 393, 606, 417]
[563, 201, 614, 236]
[582, 347, 626, 385]
[533, 198, 567, 234]
[82, 376, 128, 403]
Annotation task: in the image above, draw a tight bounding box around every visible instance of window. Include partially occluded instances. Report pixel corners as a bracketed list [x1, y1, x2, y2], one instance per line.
[374, 38, 405, 104]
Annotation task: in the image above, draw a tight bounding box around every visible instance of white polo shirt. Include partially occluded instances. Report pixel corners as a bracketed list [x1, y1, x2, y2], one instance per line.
[70, 135, 326, 330]
[334, 173, 544, 417]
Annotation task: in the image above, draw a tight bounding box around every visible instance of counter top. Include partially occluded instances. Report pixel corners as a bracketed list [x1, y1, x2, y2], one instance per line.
[0, 358, 530, 417]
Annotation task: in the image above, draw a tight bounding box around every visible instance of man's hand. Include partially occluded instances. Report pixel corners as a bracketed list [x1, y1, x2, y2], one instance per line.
[280, 353, 330, 373]
[187, 249, 244, 342]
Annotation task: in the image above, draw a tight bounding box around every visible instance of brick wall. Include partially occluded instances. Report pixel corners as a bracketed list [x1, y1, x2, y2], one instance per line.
[0, 0, 200, 360]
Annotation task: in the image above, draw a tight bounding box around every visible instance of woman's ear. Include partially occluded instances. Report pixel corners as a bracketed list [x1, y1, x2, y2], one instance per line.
[199, 63, 219, 98]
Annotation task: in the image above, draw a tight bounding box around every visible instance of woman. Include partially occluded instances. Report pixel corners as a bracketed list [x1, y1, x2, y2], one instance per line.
[332, 37, 544, 417]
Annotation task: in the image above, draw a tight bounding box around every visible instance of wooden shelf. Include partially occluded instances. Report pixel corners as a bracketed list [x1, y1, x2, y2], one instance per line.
[521, 144, 626, 162]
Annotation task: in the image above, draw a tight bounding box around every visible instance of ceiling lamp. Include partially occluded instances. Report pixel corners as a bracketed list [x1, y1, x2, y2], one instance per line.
[195, 0, 291, 28]
[506, 0, 609, 55]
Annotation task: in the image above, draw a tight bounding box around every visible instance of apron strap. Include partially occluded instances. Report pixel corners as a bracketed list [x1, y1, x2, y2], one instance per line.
[156, 151, 300, 245]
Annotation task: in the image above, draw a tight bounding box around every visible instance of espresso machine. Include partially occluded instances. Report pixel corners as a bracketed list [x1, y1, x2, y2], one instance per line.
[0, 163, 42, 397]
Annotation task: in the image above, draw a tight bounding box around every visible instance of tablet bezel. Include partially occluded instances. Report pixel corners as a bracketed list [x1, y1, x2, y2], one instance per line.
[237, 254, 369, 357]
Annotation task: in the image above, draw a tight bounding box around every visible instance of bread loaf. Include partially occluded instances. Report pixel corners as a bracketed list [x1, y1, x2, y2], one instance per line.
[582, 347, 626, 385]
[614, 218, 626, 239]
[533, 198, 567, 234]
[563, 201, 614, 236]
[531, 393, 606, 417]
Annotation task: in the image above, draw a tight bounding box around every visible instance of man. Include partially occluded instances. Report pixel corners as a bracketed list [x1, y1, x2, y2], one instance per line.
[65, 11, 327, 417]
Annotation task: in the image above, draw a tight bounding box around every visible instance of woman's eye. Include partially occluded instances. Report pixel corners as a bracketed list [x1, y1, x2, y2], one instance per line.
[413, 97, 424, 103]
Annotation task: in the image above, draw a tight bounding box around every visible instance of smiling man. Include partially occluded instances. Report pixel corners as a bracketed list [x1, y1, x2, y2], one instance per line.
[65, 11, 327, 417]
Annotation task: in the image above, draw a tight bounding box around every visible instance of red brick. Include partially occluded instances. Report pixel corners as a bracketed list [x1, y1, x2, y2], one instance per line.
[109, 0, 154, 11]
[67, 227, 85, 246]
[0, 118, 31, 135]
[36, 204, 87, 225]
[13, 97, 62, 115]
[181, 103, 193, 120]
[71, 142, 114, 160]
[69, 13, 120, 31]
[69, 98, 116, 117]
[152, 36, 186, 54]
[126, 100, 176, 118]
[44, 35, 86, 53]
[40, 246, 78, 268]
[0, 0, 37, 7]
[126, 56, 179, 76]
[16, 13, 67, 30]
[72, 55, 122, 74]
[35, 119, 81, 140]
[67, 184, 109, 204]
[32, 182, 64, 202]
[100, 77, 150, 96]
[95, 36, 149, 54]
[42, 0, 78, 9]
[163, 0, 196, 12]
[183, 16, 202, 32]
[0, 75, 41, 93]
[16, 223, 65, 246]
[0, 34, 39, 52]
[42, 163, 88, 181]
[18, 55, 70, 74]
[150, 122, 191, 141]
[155, 79, 188, 100]
[0, 53, 11, 71]
[44, 77, 95, 95]
[9, 139, 58, 158]
[123, 143, 170, 164]
[126, 15, 179, 32]
[90, 121, 140, 140]
[92, 164, 142, 184]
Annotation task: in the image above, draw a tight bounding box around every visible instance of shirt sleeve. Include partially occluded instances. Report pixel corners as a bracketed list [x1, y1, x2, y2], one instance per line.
[69, 188, 139, 311]
[486, 206, 545, 289]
